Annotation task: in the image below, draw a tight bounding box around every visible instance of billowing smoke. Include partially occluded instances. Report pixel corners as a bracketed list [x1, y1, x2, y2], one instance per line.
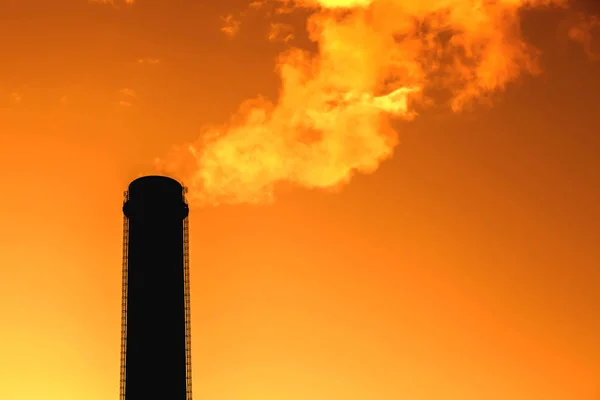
[156, 0, 595, 206]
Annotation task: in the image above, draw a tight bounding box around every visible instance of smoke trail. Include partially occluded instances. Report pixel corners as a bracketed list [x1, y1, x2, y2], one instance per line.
[157, 0, 594, 206]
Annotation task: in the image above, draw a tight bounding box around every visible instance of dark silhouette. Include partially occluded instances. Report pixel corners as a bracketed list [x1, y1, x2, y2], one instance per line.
[120, 176, 192, 400]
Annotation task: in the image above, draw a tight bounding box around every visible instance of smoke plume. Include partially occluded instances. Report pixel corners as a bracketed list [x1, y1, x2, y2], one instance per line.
[156, 0, 593, 206]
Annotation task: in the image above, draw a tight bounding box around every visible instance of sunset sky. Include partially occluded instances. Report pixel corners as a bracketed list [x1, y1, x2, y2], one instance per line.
[1, 0, 599, 399]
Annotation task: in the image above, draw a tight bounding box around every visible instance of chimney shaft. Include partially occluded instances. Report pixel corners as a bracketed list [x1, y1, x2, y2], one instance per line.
[121, 175, 192, 400]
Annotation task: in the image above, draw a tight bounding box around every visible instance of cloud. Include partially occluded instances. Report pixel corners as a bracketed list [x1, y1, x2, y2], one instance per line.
[159, 0, 598, 206]
[88, 0, 134, 5]
[567, 13, 599, 60]
[118, 88, 136, 107]
[119, 88, 136, 98]
[249, 0, 267, 9]
[220, 14, 241, 38]
[137, 58, 161, 65]
[10, 92, 23, 104]
[268, 23, 295, 43]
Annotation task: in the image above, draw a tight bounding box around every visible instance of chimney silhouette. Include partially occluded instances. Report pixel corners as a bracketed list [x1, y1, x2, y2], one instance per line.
[120, 176, 192, 400]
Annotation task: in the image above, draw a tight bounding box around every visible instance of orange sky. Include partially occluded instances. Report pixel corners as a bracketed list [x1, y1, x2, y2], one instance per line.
[0, 0, 599, 399]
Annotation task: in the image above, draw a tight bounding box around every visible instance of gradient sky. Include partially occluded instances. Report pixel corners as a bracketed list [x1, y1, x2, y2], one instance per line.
[0, 1, 599, 399]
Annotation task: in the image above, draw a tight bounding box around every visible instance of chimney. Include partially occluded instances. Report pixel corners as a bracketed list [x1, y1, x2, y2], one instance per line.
[120, 176, 192, 400]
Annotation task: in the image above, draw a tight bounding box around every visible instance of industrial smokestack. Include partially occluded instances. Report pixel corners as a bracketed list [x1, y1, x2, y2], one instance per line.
[120, 175, 192, 400]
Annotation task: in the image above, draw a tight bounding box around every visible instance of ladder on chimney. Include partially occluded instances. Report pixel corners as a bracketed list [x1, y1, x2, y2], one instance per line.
[120, 191, 129, 400]
[183, 186, 193, 400]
